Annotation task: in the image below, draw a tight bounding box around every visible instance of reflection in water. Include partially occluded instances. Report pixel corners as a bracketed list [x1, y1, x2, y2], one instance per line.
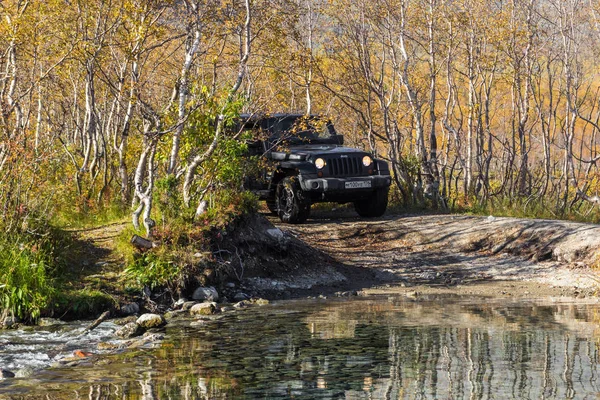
[2, 296, 600, 399]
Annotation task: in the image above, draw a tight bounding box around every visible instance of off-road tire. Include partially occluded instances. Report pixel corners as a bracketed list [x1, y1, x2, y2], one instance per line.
[354, 188, 388, 218]
[276, 176, 311, 224]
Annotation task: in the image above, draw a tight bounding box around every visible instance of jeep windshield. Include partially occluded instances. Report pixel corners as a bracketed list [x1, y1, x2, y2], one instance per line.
[268, 115, 338, 145]
[239, 114, 342, 146]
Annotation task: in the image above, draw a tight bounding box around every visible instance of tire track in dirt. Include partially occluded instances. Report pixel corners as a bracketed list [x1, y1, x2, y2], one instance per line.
[277, 211, 600, 298]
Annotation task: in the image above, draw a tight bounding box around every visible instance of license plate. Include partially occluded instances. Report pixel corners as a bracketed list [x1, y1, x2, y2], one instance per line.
[345, 181, 372, 189]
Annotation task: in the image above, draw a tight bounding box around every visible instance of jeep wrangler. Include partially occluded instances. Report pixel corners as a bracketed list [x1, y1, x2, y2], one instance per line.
[241, 114, 392, 224]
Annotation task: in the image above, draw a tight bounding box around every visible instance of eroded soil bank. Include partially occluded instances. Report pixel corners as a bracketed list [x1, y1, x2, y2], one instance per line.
[252, 210, 600, 299]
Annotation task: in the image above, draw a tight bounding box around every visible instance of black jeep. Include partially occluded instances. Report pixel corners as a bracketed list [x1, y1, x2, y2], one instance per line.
[241, 114, 392, 224]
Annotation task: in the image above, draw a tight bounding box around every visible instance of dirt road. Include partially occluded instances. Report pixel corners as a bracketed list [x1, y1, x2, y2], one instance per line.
[269, 210, 600, 299]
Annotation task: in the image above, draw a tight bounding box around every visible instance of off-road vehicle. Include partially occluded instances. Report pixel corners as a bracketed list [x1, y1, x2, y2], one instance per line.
[242, 113, 392, 224]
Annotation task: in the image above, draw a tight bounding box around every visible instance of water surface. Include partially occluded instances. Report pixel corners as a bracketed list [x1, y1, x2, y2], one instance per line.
[2, 294, 600, 399]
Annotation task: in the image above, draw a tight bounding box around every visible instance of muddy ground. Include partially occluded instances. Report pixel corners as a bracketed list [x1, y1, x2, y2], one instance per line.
[69, 209, 600, 311]
[244, 209, 600, 300]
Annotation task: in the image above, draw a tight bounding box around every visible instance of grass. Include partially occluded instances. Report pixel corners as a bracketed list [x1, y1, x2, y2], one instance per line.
[0, 223, 71, 322]
[52, 201, 129, 229]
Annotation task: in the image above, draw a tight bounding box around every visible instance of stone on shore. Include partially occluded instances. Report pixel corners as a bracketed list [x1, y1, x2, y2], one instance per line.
[190, 302, 219, 316]
[136, 313, 166, 329]
[15, 367, 34, 378]
[120, 303, 140, 316]
[0, 369, 15, 379]
[115, 322, 143, 338]
[233, 300, 252, 309]
[233, 292, 250, 301]
[192, 286, 219, 302]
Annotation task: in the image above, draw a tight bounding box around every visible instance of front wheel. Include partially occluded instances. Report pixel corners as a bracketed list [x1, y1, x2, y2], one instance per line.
[354, 188, 388, 218]
[276, 177, 311, 224]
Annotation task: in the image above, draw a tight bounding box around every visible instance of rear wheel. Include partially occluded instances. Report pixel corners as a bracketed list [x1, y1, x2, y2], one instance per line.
[354, 188, 388, 218]
[276, 176, 311, 224]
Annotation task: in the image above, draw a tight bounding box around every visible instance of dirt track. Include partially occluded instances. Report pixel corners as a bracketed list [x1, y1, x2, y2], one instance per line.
[270, 210, 600, 299]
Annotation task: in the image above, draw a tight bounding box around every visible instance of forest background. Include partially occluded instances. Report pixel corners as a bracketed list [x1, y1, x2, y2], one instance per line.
[2, 0, 600, 320]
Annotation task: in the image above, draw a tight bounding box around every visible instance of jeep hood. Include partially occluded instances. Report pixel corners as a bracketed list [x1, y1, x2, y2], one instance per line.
[288, 145, 366, 156]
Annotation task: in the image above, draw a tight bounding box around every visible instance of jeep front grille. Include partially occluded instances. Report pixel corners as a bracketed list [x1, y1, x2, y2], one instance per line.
[327, 156, 364, 177]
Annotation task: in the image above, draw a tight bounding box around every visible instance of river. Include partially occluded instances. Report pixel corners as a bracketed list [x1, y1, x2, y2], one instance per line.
[1, 294, 600, 399]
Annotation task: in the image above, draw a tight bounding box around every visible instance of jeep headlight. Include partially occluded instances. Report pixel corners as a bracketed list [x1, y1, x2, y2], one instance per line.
[362, 156, 373, 167]
[315, 158, 326, 169]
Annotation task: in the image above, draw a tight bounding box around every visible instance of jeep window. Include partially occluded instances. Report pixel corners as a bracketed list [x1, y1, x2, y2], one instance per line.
[276, 116, 336, 142]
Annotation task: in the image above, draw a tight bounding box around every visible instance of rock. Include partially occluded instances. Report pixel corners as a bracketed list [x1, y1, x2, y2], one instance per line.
[174, 298, 187, 308]
[267, 228, 284, 240]
[38, 318, 64, 327]
[254, 298, 270, 306]
[192, 286, 219, 302]
[0, 369, 15, 379]
[15, 367, 34, 378]
[136, 313, 166, 329]
[115, 322, 143, 339]
[336, 291, 358, 297]
[225, 282, 236, 289]
[97, 342, 120, 350]
[234, 300, 252, 309]
[221, 306, 234, 312]
[120, 303, 140, 316]
[233, 292, 250, 301]
[182, 301, 197, 311]
[1, 316, 15, 329]
[190, 302, 219, 316]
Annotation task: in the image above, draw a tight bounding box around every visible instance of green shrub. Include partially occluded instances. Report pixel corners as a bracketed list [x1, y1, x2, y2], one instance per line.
[59, 289, 117, 320]
[0, 223, 70, 322]
[124, 252, 182, 290]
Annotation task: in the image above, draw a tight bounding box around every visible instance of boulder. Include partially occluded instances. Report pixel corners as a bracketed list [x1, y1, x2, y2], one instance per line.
[190, 302, 219, 316]
[192, 286, 219, 302]
[174, 298, 187, 308]
[254, 298, 270, 306]
[233, 300, 252, 309]
[120, 303, 140, 316]
[136, 313, 166, 329]
[115, 322, 143, 338]
[1, 316, 15, 329]
[97, 342, 120, 350]
[15, 367, 34, 378]
[233, 292, 250, 301]
[0, 370, 15, 379]
[38, 318, 64, 327]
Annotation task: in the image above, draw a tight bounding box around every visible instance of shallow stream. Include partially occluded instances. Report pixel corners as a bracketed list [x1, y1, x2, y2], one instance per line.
[1, 294, 600, 399]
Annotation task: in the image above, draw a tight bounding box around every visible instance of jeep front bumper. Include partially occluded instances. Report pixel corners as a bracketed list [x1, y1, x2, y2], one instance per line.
[299, 174, 392, 193]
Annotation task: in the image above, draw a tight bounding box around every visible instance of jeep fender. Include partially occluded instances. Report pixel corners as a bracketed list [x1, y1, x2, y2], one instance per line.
[269, 161, 316, 192]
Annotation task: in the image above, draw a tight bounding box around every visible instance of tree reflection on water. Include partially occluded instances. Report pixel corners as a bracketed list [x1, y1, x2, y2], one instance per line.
[3, 296, 600, 399]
